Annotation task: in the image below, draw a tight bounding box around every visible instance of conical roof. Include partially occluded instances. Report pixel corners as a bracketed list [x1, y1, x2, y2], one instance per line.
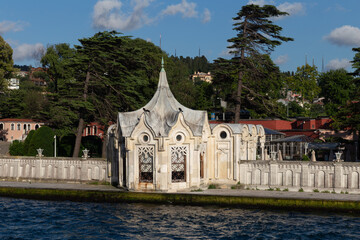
[118, 59, 207, 137]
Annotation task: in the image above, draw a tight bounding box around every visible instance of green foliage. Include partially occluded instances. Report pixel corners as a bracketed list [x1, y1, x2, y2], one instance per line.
[27, 126, 54, 157]
[0, 35, 14, 92]
[208, 184, 218, 189]
[287, 64, 320, 104]
[81, 136, 102, 158]
[313, 189, 319, 193]
[226, 4, 293, 121]
[302, 154, 310, 161]
[298, 188, 304, 192]
[318, 69, 355, 116]
[9, 140, 24, 156]
[23, 130, 35, 156]
[351, 47, 360, 77]
[58, 134, 76, 157]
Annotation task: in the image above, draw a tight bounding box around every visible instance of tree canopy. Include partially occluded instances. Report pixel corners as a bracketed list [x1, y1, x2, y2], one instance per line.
[0, 36, 14, 92]
[225, 4, 293, 121]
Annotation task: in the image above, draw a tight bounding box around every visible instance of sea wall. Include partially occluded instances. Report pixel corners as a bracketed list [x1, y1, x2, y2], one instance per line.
[0, 157, 110, 182]
[239, 160, 360, 193]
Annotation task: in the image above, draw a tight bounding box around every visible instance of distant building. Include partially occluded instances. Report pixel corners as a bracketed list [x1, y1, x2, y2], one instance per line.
[29, 67, 47, 86]
[82, 122, 105, 139]
[0, 119, 44, 142]
[7, 78, 20, 90]
[190, 71, 212, 83]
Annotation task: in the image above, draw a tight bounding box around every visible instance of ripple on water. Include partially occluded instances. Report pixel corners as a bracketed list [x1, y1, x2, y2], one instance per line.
[0, 197, 359, 239]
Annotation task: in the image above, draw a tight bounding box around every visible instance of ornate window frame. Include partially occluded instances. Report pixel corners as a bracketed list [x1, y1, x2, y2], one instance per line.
[138, 146, 154, 183]
[170, 145, 188, 182]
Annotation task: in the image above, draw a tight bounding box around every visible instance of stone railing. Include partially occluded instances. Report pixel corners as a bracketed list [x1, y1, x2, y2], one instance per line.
[239, 160, 360, 193]
[0, 157, 110, 182]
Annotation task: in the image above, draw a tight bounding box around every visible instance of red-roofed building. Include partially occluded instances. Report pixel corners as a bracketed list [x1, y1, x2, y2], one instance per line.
[82, 122, 105, 139]
[0, 119, 44, 142]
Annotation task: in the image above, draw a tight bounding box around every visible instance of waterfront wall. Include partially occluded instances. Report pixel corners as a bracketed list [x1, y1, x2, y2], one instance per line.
[239, 160, 360, 192]
[0, 157, 110, 182]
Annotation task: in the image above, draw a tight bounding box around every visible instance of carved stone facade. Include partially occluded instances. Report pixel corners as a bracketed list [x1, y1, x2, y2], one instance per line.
[107, 60, 265, 191]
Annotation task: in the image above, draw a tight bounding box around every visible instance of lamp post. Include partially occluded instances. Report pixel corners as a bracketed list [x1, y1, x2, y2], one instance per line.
[304, 142, 309, 155]
[54, 135, 57, 158]
[335, 151, 342, 162]
[82, 148, 89, 159]
[271, 151, 277, 161]
[36, 148, 44, 158]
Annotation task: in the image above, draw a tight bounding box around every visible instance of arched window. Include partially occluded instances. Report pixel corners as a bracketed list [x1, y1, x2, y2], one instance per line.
[171, 146, 187, 182]
[11, 123, 15, 131]
[87, 126, 91, 135]
[0, 123, 3, 130]
[138, 146, 154, 183]
[35, 124, 39, 130]
[24, 124, 27, 130]
[17, 124, 21, 131]
[28, 124, 31, 130]
[93, 126, 97, 135]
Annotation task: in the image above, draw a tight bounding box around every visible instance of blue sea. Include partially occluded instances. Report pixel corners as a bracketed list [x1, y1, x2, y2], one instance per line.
[0, 197, 359, 239]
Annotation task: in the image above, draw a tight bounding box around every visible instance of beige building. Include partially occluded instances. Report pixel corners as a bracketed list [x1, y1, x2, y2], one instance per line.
[191, 71, 212, 83]
[0, 119, 44, 142]
[107, 59, 265, 192]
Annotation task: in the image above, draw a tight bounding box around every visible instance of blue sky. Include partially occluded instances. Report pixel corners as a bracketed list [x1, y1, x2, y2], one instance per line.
[1, 0, 360, 73]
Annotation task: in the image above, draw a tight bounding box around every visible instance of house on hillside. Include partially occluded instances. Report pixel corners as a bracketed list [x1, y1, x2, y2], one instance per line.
[0, 119, 44, 142]
[107, 59, 265, 191]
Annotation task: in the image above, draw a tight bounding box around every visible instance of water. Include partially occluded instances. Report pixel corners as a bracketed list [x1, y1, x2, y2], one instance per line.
[0, 197, 359, 240]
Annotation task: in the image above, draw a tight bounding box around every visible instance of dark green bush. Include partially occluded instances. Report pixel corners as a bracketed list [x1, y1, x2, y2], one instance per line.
[23, 130, 35, 156]
[9, 140, 24, 156]
[58, 134, 76, 157]
[81, 136, 102, 158]
[27, 126, 54, 157]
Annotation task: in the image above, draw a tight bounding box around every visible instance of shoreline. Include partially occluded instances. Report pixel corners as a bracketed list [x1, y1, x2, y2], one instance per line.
[0, 182, 359, 214]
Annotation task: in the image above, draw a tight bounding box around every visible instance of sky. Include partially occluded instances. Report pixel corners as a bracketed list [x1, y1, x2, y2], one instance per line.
[1, 0, 360, 73]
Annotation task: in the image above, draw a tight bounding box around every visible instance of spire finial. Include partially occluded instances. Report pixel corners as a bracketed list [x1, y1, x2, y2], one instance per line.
[161, 57, 165, 72]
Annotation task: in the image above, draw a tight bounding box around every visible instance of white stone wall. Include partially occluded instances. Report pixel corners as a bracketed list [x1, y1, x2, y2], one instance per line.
[0, 157, 110, 182]
[239, 160, 360, 193]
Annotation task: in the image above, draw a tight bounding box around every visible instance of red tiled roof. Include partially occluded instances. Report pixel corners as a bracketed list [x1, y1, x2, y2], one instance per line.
[0, 118, 42, 123]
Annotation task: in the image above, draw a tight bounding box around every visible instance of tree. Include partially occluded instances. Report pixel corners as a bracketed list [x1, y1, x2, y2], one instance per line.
[331, 47, 360, 160]
[318, 69, 354, 116]
[227, 4, 293, 122]
[0, 36, 14, 92]
[352, 47, 360, 77]
[212, 54, 287, 119]
[287, 64, 320, 105]
[41, 43, 81, 137]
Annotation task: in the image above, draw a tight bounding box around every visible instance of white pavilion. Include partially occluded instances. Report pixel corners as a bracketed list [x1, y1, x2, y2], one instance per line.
[107, 59, 265, 191]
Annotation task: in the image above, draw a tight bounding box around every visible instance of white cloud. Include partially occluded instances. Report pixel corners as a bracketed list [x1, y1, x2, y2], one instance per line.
[13, 43, 45, 62]
[274, 54, 288, 65]
[325, 58, 351, 70]
[92, 0, 153, 31]
[276, 2, 305, 19]
[161, 0, 197, 18]
[246, 1, 304, 20]
[247, 0, 273, 6]
[202, 8, 211, 23]
[0, 21, 27, 34]
[324, 25, 360, 46]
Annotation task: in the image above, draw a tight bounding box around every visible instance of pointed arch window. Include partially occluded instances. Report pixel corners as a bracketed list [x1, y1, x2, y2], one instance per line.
[171, 146, 187, 182]
[138, 146, 154, 183]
